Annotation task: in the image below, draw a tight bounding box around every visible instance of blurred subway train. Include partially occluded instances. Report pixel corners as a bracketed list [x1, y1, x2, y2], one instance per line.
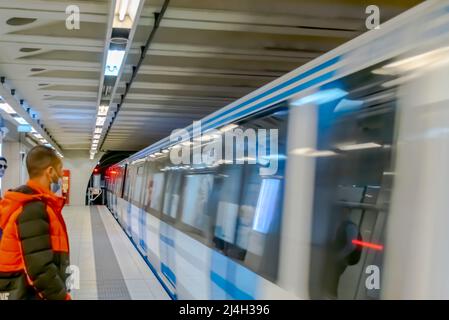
[104, 1, 449, 299]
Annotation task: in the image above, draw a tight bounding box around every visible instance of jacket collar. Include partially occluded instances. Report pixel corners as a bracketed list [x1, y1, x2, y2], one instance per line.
[26, 180, 51, 195]
[26, 180, 65, 214]
[1, 181, 65, 228]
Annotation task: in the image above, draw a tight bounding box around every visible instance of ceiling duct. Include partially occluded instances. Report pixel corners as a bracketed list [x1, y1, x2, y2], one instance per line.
[110, 28, 130, 49]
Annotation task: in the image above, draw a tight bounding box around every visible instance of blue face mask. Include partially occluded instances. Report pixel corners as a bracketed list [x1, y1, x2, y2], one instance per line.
[51, 172, 62, 194]
[51, 182, 61, 193]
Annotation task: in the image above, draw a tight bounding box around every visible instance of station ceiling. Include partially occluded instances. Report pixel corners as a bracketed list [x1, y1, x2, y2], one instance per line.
[0, 0, 421, 153]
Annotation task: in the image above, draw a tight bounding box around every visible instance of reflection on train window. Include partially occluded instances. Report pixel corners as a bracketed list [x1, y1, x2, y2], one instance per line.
[162, 171, 182, 219]
[180, 174, 214, 232]
[122, 166, 131, 201]
[309, 75, 395, 299]
[130, 165, 145, 206]
[113, 167, 121, 197]
[214, 166, 244, 244]
[142, 160, 166, 216]
[139, 106, 287, 282]
[211, 108, 287, 282]
[149, 172, 165, 212]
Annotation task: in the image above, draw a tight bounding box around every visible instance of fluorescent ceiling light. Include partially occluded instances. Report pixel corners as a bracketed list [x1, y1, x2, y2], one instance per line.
[260, 154, 287, 161]
[0, 102, 16, 114]
[337, 142, 382, 151]
[219, 124, 238, 133]
[93, 134, 101, 139]
[14, 117, 29, 125]
[92, 139, 99, 144]
[34, 133, 43, 139]
[195, 134, 221, 142]
[98, 105, 109, 116]
[373, 46, 449, 75]
[291, 88, 348, 107]
[17, 125, 32, 133]
[96, 117, 106, 126]
[105, 50, 126, 76]
[334, 99, 364, 113]
[94, 127, 102, 134]
[382, 73, 420, 88]
[114, 0, 141, 27]
[290, 148, 337, 157]
[118, 0, 129, 21]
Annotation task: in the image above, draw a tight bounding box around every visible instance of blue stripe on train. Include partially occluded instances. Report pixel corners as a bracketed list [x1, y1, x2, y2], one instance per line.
[203, 56, 341, 126]
[160, 234, 175, 247]
[127, 55, 341, 161]
[203, 70, 336, 132]
[210, 272, 254, 300]
[161, 262, 176, 287]
[210, 250, 256, 300]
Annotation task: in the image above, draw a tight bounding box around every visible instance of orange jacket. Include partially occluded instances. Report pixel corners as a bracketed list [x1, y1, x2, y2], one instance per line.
[0, 180, 70, 300]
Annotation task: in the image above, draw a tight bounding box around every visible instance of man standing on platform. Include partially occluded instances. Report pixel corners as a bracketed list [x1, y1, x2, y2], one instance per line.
[0, 146, 71, 300]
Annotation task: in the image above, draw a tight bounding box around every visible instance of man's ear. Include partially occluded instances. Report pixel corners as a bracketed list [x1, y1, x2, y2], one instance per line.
[45, 166, 54, 176]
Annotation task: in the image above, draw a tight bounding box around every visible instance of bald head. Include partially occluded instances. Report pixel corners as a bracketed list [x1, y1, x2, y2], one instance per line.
[26, 146, 62, 178]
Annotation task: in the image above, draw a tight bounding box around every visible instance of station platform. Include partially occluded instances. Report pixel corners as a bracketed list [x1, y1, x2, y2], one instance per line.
[63, 205, 170, 300]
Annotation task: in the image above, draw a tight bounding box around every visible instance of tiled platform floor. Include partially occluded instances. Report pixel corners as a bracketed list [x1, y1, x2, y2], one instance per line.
[63, 205, 170, 300]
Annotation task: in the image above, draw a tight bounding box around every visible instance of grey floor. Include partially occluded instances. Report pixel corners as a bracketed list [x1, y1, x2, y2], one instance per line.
[64, 205, 170, 300]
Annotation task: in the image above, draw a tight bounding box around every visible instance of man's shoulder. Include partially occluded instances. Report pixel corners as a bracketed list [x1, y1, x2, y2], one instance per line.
[10, 185, 35, 195]
[18, 200, 48, 223]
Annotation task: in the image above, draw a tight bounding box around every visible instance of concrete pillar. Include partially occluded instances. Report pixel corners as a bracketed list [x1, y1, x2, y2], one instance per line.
[1, 141, 30, 193]
[62, 150, 103, 206]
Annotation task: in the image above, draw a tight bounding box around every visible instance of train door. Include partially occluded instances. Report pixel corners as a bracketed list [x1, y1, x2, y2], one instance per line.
[141, 159, 166, 272]
[122, 164, 133, 235]
[303, 71, 396, 299]
[159, 170, 182, 295]
[128, 163, 147, 252]
[208, 108, 288, 299]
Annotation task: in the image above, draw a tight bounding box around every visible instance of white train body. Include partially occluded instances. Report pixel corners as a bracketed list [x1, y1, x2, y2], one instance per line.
[105, 1, 449, 299]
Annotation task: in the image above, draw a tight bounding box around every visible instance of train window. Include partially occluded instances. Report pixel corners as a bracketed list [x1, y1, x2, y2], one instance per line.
[149, 172, 165, 213]
[115, 166, 124, 197]
[142, 159, 166, 217]
[179, 174, 214, 233]
[162, 171, 182, 219]
[214, 166, 244, 244]
[136, 105, 287, 281]
[130, 164, 145, 207]
[308, 71, 395, 299]
[123, 165, 132, 201]
[211, 107, 287, 282]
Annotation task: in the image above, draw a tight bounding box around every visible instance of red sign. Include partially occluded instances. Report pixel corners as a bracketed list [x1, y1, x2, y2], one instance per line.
[62, 169, 70, 205]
